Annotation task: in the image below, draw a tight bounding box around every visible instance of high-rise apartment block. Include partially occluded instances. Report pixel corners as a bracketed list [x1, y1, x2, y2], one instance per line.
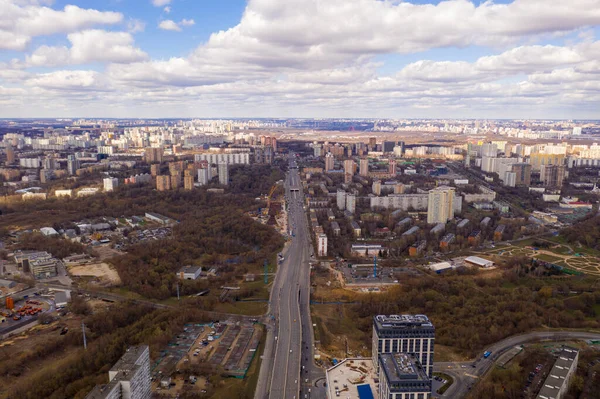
[85, 345, 151, 399]
[372, 180, 382, 196]
[427, 186, 455, 224]
[344, 159, 356, 176]
[372, 314, 435, 377]
[5, 145, 15, 164]
[67, 155, 79, 176]
[337, 189, 346, 210]
[145, 147, 163, 163]
[541, 164, 566, 188]
[383, 141, 396, 153]
[184, 175, 194, 190]
[156, 175, 171, 191]
[103, 178, 119, 192]
[359, 158, 369, 177]
[512, 163, 532, 186]
[529, 153, 565, 170]
[481, 143, 498, 158]
[317, 233, 327, 256]
[325, 152, 334, 172]
[389, 159, 397, 175]
[150, 164, 160, 177]
[170, 173, 181, 190]
[346, 193, 356, 214]
[368, 137, 377, 149]
[198, 167, 210, 186]
[218, 162, 229, 185]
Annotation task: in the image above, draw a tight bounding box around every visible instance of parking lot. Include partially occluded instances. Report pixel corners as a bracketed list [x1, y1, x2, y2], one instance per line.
[0, 293, 55, 337]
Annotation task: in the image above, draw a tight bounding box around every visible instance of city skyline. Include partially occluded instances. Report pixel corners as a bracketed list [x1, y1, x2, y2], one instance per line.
[1, 0, 600, 119]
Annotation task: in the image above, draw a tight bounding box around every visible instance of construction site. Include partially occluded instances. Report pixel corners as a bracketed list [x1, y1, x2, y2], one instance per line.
[152, 319, 263, 396]
[336, 257, 423, 289]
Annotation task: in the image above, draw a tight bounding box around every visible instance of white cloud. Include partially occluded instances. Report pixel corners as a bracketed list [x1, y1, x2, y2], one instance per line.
[191, 0, 600, 70]
[164, 6, 171, 13]
[25, 70, 110, 91]
[4, 0, 600, 118]
[158, 19, 195, 31]
[152, 0, 171, 7]
[127, 18, 146, 33]
[25, 30, 148, 66]
[0, 1, 123, 50]
[158, 20, 181, 32]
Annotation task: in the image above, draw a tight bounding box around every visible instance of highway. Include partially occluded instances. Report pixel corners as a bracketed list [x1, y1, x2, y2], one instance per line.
[434, 330, 600, 398]
[256, 154, 323, 399]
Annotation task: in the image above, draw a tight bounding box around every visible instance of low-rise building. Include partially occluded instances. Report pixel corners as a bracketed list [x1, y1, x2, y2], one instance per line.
[467, 230, 481, 246]
[177, 266, 202, 280]
[493, 224, 506, 241]
[439, 233, 455, 249]
[464, 256, 494, 268]
[409, 240, 427, 257]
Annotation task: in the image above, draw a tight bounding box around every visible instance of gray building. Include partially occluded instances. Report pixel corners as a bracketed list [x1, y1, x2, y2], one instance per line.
[379, 353, 432, 399]
[536, 346, 579, 399]
[372, 315, 435, 377]
[218, 162, 229, 185]
[86, 345, 151, 399]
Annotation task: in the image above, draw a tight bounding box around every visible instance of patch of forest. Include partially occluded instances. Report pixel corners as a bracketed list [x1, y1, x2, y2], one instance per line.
[5, 303, 212, 399]
[347, 265, 600, 356]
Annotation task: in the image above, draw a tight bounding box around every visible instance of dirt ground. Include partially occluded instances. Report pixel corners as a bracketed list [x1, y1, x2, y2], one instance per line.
[69, 262, 121, 285]
[93, 245, 125, 261]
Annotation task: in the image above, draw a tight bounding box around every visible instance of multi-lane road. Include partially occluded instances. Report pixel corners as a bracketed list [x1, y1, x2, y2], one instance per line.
[256, 154, 323, 399]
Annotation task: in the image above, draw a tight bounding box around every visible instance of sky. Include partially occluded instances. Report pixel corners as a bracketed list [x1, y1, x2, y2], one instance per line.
[1, 0, 600, 119]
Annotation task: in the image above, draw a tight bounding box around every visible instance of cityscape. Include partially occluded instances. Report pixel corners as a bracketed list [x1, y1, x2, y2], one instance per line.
[1, 1, 600, 399]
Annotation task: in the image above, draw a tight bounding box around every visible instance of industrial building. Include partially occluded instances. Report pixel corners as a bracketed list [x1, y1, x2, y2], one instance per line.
[86, 345, 151, 399]
[177, 265, 202, 280]
[464, 256, 494, 268]
[372, 314, 435, 377]
[378, 353, 432, 399]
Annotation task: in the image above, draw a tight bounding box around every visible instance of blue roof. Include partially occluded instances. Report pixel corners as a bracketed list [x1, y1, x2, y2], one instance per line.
[357, 384, 374, 399]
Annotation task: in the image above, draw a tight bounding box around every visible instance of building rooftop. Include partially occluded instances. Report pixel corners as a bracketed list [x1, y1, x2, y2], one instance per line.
[325, 358, 378, 399]
[374, 314, 433, 331]
[536, 346, 579, 399]
[379, 353, 429, 384]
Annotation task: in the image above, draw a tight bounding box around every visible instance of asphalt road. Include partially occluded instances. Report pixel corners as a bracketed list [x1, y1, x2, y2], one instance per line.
[434, 330, 600, 398]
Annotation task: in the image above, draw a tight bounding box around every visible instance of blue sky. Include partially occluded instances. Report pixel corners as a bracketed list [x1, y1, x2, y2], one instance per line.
[0, 0, 599, 118]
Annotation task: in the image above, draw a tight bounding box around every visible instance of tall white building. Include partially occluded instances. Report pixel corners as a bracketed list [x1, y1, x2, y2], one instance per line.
[572, 127, 582, 135]
[427, 186, 455, 224]
[103, 178, 119, 192]
[481, 143, 498, 158]
[346, 193, 356, 214]
[317, 233, 328, 257]
[85, 345, 151, 399]
[336, 189, 346, 210]
[218, 162, 229, 185]
[197, 167, 210, 186]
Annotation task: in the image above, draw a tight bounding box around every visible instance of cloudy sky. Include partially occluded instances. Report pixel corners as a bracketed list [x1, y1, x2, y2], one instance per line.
[1, 0, 600, 119]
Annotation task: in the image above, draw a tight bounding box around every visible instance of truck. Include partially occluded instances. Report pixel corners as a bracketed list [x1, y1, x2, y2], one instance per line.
[483, 351, 492, 359]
